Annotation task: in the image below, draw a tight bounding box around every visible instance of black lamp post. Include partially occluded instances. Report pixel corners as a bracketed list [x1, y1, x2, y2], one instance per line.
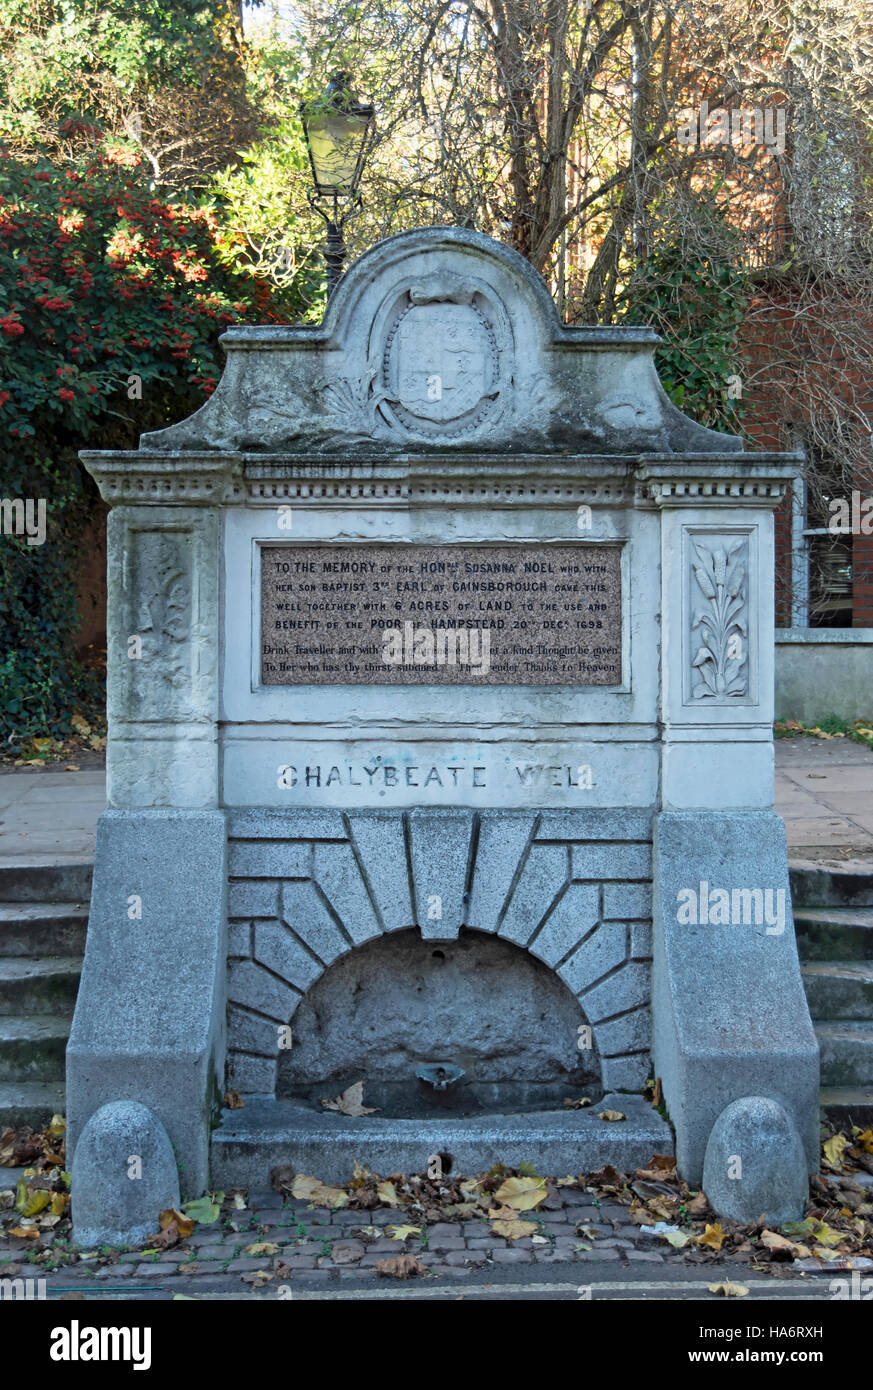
[300, 73, 375, 298]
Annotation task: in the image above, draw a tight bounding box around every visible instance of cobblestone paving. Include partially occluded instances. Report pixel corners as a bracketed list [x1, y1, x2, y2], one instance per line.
[3, 1183, 870, 1297]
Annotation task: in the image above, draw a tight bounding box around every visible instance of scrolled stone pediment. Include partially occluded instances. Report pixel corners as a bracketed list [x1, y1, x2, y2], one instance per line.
[136, 227, 742, 458]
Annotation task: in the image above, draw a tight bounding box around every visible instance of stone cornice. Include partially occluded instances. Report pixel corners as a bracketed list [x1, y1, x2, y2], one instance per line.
[80, 449, 802, 508]
[635, 457, 800, 510]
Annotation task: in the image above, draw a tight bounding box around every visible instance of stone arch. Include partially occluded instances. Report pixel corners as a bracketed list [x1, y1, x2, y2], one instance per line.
[225, 808, 653, 1097]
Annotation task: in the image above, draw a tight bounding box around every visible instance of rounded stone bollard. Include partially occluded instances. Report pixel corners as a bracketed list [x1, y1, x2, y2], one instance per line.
[702, 1096, 809, 1225]
[72, 1100, 180, 1249]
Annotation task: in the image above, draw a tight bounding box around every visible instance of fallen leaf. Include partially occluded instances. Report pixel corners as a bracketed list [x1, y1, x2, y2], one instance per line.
[823, 1134, 848, 1169]
[599, 1110, 626, 1123]
[698, 1223, 727, 1251]
[244, 1241, 279, 1256]
[241, 1270, 274, 1284]
[224, 1090, 245, 1110]
[376, 1180, 403, 1207]
[349, 1161, 371, 1190]
[290, 1174, 349, 1209]
[47, 1115, 66, 1140]
[160, 1208, 195, 1239]
[664, 1229, 692, 1248]
[491, 1218, 537, 1240]
[320, 1081, 380, 1117]
[650, 1154, 675, 1171]
[231, 1193, 246, 1210]
[15, 1184, 51, 1217]
[708, 1281, 749, 1297]
[374, 1254, 427, 1278]
[563, 1096, 593, 1109]
[556, 1176, 580, 1187]
[182, 1195, 221, 1225]
[70, 714, 91, 735]
[8, 1224, 40, 1239]
[687, 1193, 710, 1219]
[853, 1129, 873, 1156]
[387, 1225, 421, 1241]
[493, 1176, 548, 1211]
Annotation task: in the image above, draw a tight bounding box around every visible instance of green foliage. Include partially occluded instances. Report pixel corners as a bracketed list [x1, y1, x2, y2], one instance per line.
[625, 201, 748, 436]
[0, 142, 286, 750]
[0, 0, 246, 130]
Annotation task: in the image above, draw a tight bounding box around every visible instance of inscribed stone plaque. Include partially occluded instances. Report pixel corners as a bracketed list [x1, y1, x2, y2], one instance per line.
[260, 544, 622, 686]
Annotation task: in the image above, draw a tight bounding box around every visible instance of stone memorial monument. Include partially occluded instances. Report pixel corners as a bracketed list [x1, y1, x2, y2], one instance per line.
[70, 227, 818, 1242]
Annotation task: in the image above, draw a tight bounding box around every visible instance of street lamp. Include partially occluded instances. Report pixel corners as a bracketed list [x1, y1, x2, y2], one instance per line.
[300, 72, 375, 298]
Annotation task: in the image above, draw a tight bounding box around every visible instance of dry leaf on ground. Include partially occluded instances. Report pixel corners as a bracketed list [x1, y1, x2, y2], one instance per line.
[493, 1176, 547, 1211]
[374, 1254, 427, 1278]
[387, 1225, 421, 1241]
[709, 1282, 749, 1297]
[823, 1134, 848, 1169]
[698, 1223, 727, 1251]
[599, 1110, 626, 1123]
[319, 1081, 380, 1117]
[376, 1180, 403, 1207]
[491, 1218, 537, 1240]
[290, 1174, 349, 1209]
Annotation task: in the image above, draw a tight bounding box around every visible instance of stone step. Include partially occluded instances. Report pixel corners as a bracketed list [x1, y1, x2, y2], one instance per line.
[790, 862, 873, 910]
[794, 907, 873, 961]
[819, 1087, 873, 1129]
[0, 958, 82, 1016]
[0, 1079, 66, 1131]
[0, 860, 92, 904]
[0, 902, 88, 958]
[210, 1093, 674, 1188]
[801, 962, 873, 1020]
[816, 1022, 873, 1088]
[0, 1015, 70, 1082]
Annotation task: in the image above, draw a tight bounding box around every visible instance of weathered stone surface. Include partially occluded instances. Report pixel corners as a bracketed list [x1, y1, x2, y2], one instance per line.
[212, 1094, 674, 1188]
[558, 923, 627, 996]
[529, 884, 600, 967]
[72, 1101, 179, 1249]
[602, 882, 653, 920]
[408, 809, 474, 940]
[499, 844, 568, 946]
[312, 842, 382, 945]
[594, 1007, 652, 1055]
[703, 1096, 809, 1224]
[652, 811, 820, 1182]
[134, 228, 739, 459]
[228, 1053, 277, 1095]
[228, 959, 300, 1021]
[66, 810, 227, 1198]
[280, 879, 349, 965]
[228, 880, 279, 919]
[581, 961, 651, 1022]
[229, 841, 311, 879]
[600, 1054, 651, 1092]
[346, 811, 414, 931]
[227, 1006, 280, 1057]
[467, 813, 536, 932]
[571, 843, 652, 881]
[253, 922, 323, 994]
[277, 928, 595, 1104]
